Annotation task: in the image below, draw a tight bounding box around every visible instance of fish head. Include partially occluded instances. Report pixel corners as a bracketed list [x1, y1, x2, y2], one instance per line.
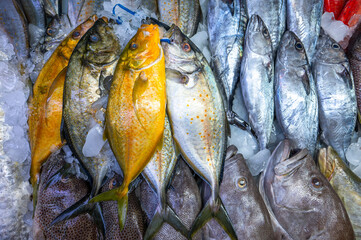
[161, 25, 202, 89]
[84, 18, 121, 65]
[315, 33, 348, 64]
[277, 31, 309, 68]
[43, 15, 72, 52]
[121, 24, 162, 70]
[246, 15, 273, 56]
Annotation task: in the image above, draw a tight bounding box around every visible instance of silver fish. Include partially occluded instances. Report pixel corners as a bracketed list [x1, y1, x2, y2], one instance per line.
[260, 139, 355, 239]
[275, 31, 318, 154]
[203, 146, 276, 239]
[67, 0, 104, 27]
[286, 0, 323, 61]
[142, 115, 188, 239]
[312, 33, 357, 162]
[240, 15, 274, 150]
[162, 25, 236, 239]
[246, 0, 286, 55]
[208, 0, 247, 109]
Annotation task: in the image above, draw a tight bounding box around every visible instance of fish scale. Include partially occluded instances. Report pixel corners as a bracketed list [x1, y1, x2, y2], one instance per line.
[348, 33, 361, 118]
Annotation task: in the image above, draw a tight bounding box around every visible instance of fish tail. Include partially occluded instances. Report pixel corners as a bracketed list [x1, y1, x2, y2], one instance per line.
[49, 193, 106, 237]
[190, 197, 237, 240]
[32, 181, 39, 215]
[90, 185, 129, 231]
[44, 162, 72, 189]
[144, 205, 189, 240]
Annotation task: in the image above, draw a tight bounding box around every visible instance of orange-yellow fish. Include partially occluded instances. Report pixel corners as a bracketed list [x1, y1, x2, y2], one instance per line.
[28, 15, 97, 189]
[91, 24, 166, 231]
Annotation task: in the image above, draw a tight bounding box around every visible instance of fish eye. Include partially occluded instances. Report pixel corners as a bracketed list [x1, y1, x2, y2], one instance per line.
[262, 28, 269, 38]
[109, 178, 117, 189]
[237, 177, 247, 188]
[181, 75, 189, 84]
[90, 34, 99, 42]
[72, 31, 81, 39]
[295, 41, 303, 51]
[332, 43, 340, 49]
[182, 42, 191, 52]
[130, 42, 138, 50]
[311, 177, 323, 189]
[46, 28, 54, 36]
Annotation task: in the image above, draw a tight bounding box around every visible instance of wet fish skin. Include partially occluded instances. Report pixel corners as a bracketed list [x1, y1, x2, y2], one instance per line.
[44, 0, 58, 17]
[32, 151, 100, 240]
[203, 147, 276, 240]
[286, 0, 323, 61]
[157, 0, 201, 37]
[348, 33, 361, 117]
[67, 0, 105, 27]
[275, 31, 318, 154]
[101, 173, 145, 240]
[0, 0, 29, 59]
[246, 0, 286, 56]
[139, 158, 203, 240]
[43, 15, 73, 53]
[162, 25, 236, 239]
[312, 33, 357, 162]
[261, 139, 355, 240]
[319, 147, 361, 239]
[240, 14, 274, 150]
[208, 0, 247, 109]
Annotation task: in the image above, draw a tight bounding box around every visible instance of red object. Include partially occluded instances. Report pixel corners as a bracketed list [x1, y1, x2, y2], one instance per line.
[324, 0, 347, 19]
[338, 0, 361, 27]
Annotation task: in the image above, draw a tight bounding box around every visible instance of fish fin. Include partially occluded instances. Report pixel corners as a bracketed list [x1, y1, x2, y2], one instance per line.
[301, 66, 311, 95]
[44, 162, 72, 189]
[144, 205, 189, 240]
[32, 182, 39, 216]
[132, 71, 149, 132]
[339, 64, 353, 90]
[274, 150, 307, 176]
[90, 187, 129, 231]
[49, 194, 106, 237]
[190, 198, 237, 240]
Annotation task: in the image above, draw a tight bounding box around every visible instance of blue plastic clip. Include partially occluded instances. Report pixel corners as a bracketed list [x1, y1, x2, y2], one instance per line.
[160, 38, 171, 44]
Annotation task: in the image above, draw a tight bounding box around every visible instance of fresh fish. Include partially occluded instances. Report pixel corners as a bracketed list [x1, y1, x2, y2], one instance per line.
[44, 0, 58, 17]
[240, 15, 274, 150]
[139, 158, 203, 240]
[203, 146, 276, 239]
[162, 25, 236, 239]
[312, 33, 357, 162]
[319, 147, 361, 239]
[157, 0, 201, 37]
[324, 0, 347, 19]
[19, 0, 46, 48]
[101, 173, 145, 239]
[142, 115, 188, 239]
[338, 0, 361, 27]
[260, 139, 355, 239]
[91, 24, 166, 232]
[208, 0, 247, 110]
[29, 15, 97, 200]
[246, 0, 286, 55]
[0, 0, 29, 59]
[67, 0, 104, 27]
[275, 31, 318, 154]
[348, 32, 361, 118]
[32, 150, 100, 240]
[57, 18, 121, 232]
[286, 0, 323, 61]
[43, 15, 73, 53]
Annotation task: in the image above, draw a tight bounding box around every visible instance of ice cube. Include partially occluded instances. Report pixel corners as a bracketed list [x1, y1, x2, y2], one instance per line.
[228, 125, 259, 159]
[352, 163, 361, 179]
[346, 137, 361, 167]
[321, 12, 350, 43]
[82, 124, 106, 157]
[246, 149, 271, 176]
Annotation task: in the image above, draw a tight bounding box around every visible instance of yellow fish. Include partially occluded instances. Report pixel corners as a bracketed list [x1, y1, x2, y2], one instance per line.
[91, 24, 166, 231]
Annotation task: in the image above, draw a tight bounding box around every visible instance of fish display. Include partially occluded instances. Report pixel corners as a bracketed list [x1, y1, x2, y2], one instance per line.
[260, 139, 355, 239]
[313, 33, 357, 162]
[208, 0, 247, 110]
[32, 151, 100, 240]
[319, 147, 361, 239]
[91, 24, 166, 232]
[58, 17, 121, 231]
[275, 31, 318, 154]
[348, 31, 361, 118]
[286, 0, 323, 61]
[162, 25, 236, 239]
[324, 0, 347, 19]
[140, 158, 203, 240]
[246, 0, 286, 55]
[101, 173, 145, 239]
[157, 0, 201, 38]
[203, 146, 276, 239]
[29, 16, 97, 203]
[240, 15, 274, 150]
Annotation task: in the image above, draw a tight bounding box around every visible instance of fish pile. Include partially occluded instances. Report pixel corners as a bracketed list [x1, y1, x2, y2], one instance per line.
[0, 0, 361, 239]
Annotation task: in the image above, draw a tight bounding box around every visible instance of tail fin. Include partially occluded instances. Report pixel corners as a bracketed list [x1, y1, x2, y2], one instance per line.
[190, 198, 237, 240]
[144, 205, 189, 240]
[49, 194, 106, 237]
[90, 187, 129, 231]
